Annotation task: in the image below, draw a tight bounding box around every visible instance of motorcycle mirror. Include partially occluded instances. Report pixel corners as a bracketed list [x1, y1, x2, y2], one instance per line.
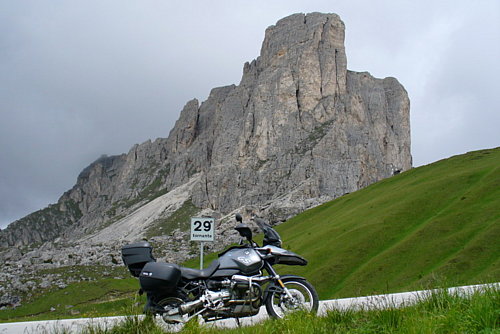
[235, 223, 252, 241]
[235, 213, 243, 223]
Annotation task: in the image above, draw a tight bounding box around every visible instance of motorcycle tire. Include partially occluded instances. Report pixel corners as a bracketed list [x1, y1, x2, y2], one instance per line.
[265, 277, 319, 318]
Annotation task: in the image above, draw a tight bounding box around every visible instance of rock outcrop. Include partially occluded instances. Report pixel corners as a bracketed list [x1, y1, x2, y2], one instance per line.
[0, 12, 411, 248]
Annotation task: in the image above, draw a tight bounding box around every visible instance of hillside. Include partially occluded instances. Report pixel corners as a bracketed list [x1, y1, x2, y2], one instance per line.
[1, 148, 497, 321]
[272, 147, 500, 298]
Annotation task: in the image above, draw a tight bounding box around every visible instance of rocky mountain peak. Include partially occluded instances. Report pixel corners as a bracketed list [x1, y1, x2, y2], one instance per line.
[259, 13, 347, 97]
[1, 12, 411, 249]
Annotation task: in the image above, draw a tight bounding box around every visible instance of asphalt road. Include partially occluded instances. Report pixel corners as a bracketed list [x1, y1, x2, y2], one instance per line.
[1, 283, 497, 333]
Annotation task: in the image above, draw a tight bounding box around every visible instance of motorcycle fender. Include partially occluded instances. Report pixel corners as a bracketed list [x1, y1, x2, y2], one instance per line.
[263, 275, 306, 301]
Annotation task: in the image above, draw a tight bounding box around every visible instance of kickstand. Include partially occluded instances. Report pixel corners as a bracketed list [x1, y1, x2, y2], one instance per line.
[235, 317, 241, 327]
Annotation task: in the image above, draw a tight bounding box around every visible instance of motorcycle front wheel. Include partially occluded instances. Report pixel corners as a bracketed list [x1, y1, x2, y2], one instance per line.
[265, 277, 319, 318]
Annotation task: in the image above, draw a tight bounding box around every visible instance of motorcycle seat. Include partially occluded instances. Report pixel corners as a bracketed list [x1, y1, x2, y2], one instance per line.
[180, 259, 220, 280]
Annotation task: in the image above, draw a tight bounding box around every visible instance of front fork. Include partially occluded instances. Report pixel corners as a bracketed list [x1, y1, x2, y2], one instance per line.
[264, 262, 296, 302]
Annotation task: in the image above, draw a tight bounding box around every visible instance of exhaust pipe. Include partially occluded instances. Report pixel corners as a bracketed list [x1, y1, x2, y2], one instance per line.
[176, 290, 231, 315]
[179, 299, 204, 314]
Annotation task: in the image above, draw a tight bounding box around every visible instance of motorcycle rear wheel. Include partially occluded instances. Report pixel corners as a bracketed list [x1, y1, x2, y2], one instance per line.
[265, 277, 319, 318]
[157, 297, 185, 324]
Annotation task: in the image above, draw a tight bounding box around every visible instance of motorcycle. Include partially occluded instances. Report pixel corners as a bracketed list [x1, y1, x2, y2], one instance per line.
[121, 214, 319, 324]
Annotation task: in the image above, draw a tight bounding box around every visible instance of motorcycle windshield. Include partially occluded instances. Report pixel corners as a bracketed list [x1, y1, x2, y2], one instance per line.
[255, 219, 282, 247]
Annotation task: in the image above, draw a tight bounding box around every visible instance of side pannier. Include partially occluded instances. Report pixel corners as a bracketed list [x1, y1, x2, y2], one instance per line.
[139, 262, 181, 296]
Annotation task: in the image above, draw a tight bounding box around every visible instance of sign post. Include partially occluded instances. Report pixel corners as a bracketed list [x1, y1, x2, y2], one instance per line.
[190, 217, 215, 269]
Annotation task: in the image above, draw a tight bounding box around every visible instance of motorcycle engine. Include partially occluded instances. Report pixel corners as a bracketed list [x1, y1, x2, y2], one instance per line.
[203, 279, 262, 318]
[227, 281, 262, 317]
[231, 281, 262, 303]
[169, 278, 263, 323]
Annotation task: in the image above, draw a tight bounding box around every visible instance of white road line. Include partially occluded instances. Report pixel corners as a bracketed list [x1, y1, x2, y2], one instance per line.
[1, 283, 497, 333]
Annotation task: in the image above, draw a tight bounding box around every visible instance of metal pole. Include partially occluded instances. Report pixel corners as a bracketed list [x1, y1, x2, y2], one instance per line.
[200, 242, 204, 270]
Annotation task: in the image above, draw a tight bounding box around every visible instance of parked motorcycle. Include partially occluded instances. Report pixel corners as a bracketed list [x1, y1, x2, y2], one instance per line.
[121, 214, 319, 324]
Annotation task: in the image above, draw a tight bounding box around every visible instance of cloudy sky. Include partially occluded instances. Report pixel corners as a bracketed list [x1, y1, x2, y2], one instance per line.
[1, 0, 499, 228]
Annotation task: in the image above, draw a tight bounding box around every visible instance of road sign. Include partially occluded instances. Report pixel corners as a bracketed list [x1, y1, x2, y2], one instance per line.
[190, 217, 215, 269]
[190, 217, 215, 242]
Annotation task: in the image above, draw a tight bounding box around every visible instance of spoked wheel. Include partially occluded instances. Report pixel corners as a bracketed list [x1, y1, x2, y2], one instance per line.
[265, 277, 319, 318]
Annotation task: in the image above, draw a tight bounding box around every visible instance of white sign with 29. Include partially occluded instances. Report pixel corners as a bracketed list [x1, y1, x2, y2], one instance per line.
[190, 217, 215, 242]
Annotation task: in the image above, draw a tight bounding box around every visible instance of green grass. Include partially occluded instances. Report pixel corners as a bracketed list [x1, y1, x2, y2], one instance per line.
[0, 277, 142, 322]
[272, 147, 500, 298]
[78, 286, 500, 333]
[1, 147, 498, 323]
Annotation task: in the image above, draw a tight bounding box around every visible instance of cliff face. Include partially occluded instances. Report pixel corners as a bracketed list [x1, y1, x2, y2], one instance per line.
[0, 13, 411, 248]
[185, 13, 411, 217]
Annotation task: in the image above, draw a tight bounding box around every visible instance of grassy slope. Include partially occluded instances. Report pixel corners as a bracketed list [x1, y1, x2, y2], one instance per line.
[1, 147, 498, 321]
[0, 266, 143, 322]
[274, 147, 500, 298]
[0, 278, 142, 322]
